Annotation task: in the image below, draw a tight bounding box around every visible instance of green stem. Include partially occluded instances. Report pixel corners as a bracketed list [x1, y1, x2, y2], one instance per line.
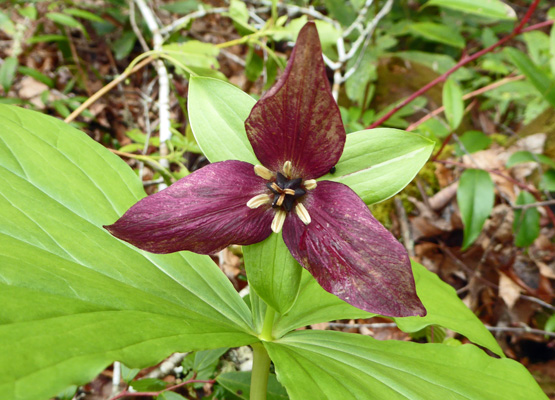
[260, 306, 276, 341]
[250, 306, 276, 400]
[250, 343, 271, 400]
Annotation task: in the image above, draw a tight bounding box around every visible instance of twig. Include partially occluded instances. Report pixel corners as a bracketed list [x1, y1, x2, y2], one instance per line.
[328, 322, 398, 329]
[394, 197, 414, 257]
[129, 0, 150, 52]
[519, 295, 555, 312]
[486, 326, 555, 338]
[340, 0, 393, 83]
[145, 352, 188, 379]
[160, 7, 229, 35]
[220, 49, 246, 67]
[142, 178, 165, 187]
[252, 1, 340, 29]
[330, 0, 393, 99]
[513, 199, 555, 210]
[64, 27, 91, 96]
[134, 0, 172, 188]
[368, 0, 543, 129]
[342, 0, 374, 38]
[110, 376, 215, 400]
[64, 56, 155, 123]
[407, 75, 525, 132]
[138, 87, 154, 180]
[111, 362, 121, 396]
[330, 322, 555, 338]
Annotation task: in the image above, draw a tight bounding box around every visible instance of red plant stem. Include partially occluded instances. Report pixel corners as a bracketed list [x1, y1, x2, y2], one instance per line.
[407, 74, 525, 134]
[431, 132, 454, 162]
[367, 0, 543, 129]
[436, 159, 555, 226]
[521, 19, 554, 33]
[110, 378, 216, 400]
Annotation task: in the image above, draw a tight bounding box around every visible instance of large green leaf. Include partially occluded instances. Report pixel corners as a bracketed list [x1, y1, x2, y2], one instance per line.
[0, 56, 17, 92]
[244, 233, 302, 315]
[513, 191, 540, 247]
[321, 129, 434, 205]
[505, 47, 555, 108]
[442, 78, 464, 130]
[395, 262, 503, 356]
[425, 0, 516, 20]
[409, 22, 465, 48]
[188, 77, 258, 164]
[0, 105, 257, 400]
[457, 169, 494, 250]
[506, 150, 555, 169]
[162, 41, 225, 79]
[266, 330, 546, 399]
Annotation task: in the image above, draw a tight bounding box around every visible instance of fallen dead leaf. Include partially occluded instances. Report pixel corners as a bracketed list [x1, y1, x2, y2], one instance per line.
[499, 272, 523, 309]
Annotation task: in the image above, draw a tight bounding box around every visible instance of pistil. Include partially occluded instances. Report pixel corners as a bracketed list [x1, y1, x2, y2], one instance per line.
[248, 162, 316, 232]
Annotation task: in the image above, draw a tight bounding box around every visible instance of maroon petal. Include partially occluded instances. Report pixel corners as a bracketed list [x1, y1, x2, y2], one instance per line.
[282, 181, 426, 317]
[104, 160, 274, 254]
[245, 22, 345, 180]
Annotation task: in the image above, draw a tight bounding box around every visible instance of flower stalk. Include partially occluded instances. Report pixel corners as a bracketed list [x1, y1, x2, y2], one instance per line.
[250, 305, 276, 400]
[250, 343, 272, 400]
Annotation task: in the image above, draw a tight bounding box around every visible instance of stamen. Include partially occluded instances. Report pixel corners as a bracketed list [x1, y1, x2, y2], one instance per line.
[254, 165, 274, 180]
[295, 203, 311, 225]
[283, 188, 295, 195]
[247, 194, 271, 209]
[283, 161, 292, 178]
[275, 193, 286, 207]
[304, 179, 317, 190]
[271, 210, 287, 233]
[270, 182, 282, 193]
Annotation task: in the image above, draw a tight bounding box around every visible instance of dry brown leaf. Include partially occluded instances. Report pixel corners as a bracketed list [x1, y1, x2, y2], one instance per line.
[18, 76, 49, 108]
[428, 182, 458, 211]
[499, 272, 522, 309]
[310, 322, 329, 331]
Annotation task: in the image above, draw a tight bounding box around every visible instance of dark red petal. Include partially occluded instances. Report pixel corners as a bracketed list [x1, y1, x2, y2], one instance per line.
[282, 181, 426, 317]
[104, 160, 274, 254]
[245, 22, 345, 179]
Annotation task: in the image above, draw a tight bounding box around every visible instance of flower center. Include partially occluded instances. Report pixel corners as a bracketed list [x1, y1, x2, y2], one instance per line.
[267, 173, 306, 212]
[246, 161, 316, 233]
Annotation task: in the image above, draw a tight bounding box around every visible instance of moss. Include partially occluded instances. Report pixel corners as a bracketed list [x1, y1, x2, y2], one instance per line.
[490, 133, 508, 146]
[369, 161, 439, 228]
[369, 199, 395, 228]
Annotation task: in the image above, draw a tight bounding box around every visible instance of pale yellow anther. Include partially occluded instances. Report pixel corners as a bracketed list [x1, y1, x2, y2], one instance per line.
[295, 203, 311, 225]
[271, 209, 287, 233]
[304, 179, 317, 190]
[283, 188, 295, 195]
[254, 165, 274, 180]
[275, 193, 286, 207]
[246, 194, 271, 209]
[283, 160, 292, 177]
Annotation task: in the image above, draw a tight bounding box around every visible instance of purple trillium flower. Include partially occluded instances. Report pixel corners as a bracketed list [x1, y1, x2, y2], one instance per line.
[105, 22, 426, 318]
